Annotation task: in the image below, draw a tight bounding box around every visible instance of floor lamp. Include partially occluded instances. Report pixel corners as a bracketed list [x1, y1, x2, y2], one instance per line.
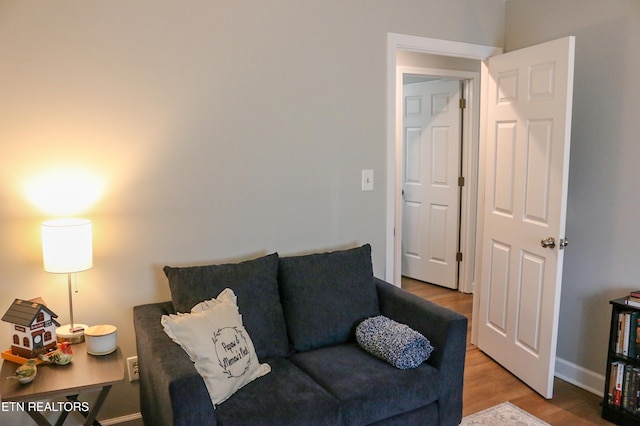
[41, 218, 92, 343]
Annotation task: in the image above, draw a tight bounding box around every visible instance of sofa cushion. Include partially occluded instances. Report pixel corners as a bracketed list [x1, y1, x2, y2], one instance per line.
[161, 288, 271, 407]
[278, 244, 380, 351]
[290, 343, 441, 425]
[164, 253, 290, 359]
[216, 357, 340, 426]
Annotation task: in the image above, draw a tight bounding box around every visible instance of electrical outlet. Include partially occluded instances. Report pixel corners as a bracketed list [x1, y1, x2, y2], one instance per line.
[127, 356, 139, 382]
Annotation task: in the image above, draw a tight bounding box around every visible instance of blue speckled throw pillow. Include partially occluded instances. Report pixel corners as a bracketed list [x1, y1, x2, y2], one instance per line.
[356, 315, 434, 369]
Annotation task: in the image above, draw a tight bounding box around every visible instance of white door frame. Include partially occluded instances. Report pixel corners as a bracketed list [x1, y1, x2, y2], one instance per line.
[386, 33, 502, 294]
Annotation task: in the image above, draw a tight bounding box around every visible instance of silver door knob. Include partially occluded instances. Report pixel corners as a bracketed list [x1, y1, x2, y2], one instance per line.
[541, 237, 556, 249]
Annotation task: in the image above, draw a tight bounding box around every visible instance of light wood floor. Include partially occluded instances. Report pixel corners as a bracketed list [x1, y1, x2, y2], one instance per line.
[402, 277, 612, 425]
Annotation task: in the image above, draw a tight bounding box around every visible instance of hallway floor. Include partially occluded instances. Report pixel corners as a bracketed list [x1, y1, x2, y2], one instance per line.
[402, 277, 612, 425]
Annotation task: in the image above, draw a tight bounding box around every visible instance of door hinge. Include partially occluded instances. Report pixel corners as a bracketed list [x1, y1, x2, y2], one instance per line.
[458, 176, 465, 187]
[459, 98, 466, 109]
[456, 252, 463, 262]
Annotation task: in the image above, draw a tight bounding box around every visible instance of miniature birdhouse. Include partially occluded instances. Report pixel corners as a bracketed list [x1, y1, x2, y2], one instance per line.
[2, 298, 60, 359]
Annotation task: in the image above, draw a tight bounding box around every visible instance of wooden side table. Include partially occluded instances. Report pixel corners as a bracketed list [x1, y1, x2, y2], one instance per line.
[0, 343, 124, 426]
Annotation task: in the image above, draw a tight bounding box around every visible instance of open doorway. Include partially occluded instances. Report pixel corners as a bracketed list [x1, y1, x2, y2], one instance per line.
[401, 75, 465, 290]
[394, 64, 482, 295]
[385, 34, 502, 297]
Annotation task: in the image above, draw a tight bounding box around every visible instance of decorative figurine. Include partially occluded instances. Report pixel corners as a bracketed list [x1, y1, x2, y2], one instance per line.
[6, 359, 37, 384]
[39, 342, 73, 365]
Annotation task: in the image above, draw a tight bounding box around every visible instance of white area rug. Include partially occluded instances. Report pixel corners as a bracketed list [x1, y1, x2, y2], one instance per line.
[460, 402, 550, 425]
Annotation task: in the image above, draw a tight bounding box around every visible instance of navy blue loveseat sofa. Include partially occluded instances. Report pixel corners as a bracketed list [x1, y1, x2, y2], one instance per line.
[133, 244, 467, 425]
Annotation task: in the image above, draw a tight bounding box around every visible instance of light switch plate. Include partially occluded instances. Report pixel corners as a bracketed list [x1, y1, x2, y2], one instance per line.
[362, 169, 374, 191]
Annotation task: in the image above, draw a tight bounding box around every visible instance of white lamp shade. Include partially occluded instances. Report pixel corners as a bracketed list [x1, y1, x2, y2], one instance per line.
[42, 218, 93, 273]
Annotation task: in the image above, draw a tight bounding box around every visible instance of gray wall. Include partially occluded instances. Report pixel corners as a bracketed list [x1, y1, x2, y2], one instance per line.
[0, 0, 505, 422]
[505, 0, 640, 386]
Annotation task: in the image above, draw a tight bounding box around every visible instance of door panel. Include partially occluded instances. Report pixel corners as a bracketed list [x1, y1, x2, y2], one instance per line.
[402, 79, 461, 289]
[477, 36, 575, 398]
[487, 241, 510, 333]
[405, 127, 422, 183]
[524, 120, 552, 224]
[404, 201, 421, 257]
[494, 122, 516, 215]
[517, 250, 544, 353]
[428, 203, 448, 262]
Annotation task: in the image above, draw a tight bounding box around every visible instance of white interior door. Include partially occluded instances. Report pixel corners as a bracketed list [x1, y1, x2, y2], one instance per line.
[477, 36, 575, 398]
[402, 79, 461, 289]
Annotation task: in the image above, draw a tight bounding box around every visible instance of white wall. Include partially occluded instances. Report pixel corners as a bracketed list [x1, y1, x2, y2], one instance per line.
[0, 0, 505, 422]
[505, 0, 640, 393]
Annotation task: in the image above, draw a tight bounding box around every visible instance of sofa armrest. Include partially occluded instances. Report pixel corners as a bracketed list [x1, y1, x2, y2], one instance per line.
[133, 302, 216, 426]
[374, 278, 467, 426]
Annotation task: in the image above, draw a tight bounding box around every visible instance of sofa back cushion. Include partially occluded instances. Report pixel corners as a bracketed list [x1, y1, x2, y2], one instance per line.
[164, 253, 290, 359]
[278, 244, 380, 352]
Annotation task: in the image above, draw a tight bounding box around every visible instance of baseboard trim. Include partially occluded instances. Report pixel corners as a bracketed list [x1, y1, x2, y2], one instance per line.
[555, 357, 604, 398]
[100, 412, 142, 425]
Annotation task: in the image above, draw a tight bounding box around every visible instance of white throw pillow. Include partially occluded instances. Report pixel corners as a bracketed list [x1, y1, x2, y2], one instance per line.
[161, 288, 271, 406]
